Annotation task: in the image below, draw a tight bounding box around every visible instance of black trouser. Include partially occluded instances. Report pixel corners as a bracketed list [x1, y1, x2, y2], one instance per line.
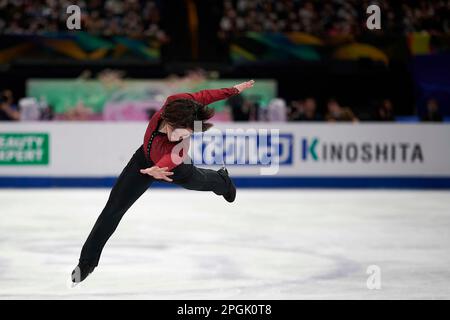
[79, 145, 229, 266]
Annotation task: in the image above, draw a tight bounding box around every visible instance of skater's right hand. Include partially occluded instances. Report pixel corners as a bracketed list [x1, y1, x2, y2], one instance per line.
[140, 166, 174, 182]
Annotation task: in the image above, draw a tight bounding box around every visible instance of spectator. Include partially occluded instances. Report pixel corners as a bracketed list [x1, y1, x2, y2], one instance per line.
[376, 99, 395, 121]
[0, 89, 20, 121]
[18, 97, 41, 121]
[267, 98, 287, 122]
[40, 104, 54, 121]
[289, 99, 305, 121]
[297, 97, 322, 121]
[227, 94, 251, 121]
[421, 98, 443, 122]
[325, 98, 358, 122]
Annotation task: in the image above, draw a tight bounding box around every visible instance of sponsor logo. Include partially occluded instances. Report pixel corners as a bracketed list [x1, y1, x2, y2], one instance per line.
[301, 138, 424, 163]
[0, 133, 49, 165]
[189, 128, 292, 175]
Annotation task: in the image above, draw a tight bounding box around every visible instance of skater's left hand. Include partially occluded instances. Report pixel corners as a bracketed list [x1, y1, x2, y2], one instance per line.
[234, 80, 255, 93]
[140, 166, 174, 182]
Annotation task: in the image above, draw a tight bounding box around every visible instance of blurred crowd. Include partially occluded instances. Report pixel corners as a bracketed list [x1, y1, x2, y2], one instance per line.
[225, 95, 446, 123]
[219, 0, 450, 38]
[0, 0, 166, 38]
[1, 0, 448, 38]
[1, 87, 445, 123]
[0, 88, 54, 121]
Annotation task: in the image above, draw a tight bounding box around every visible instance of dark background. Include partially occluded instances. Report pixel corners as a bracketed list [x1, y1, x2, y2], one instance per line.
[0, 0, 446, 118]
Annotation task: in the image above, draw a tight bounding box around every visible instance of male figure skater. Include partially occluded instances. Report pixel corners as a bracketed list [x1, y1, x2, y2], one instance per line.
[71, 80, 255, 283]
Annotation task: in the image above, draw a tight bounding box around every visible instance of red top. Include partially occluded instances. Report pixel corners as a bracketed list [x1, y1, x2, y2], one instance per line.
[142, 87, 239, 170]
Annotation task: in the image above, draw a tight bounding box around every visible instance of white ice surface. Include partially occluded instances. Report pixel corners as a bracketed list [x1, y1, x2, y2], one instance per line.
[0, 189, 449, 299]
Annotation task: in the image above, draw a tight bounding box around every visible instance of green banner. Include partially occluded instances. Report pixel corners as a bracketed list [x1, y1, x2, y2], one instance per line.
[0, 133, 49, 165]
[27, 79, 277, 120]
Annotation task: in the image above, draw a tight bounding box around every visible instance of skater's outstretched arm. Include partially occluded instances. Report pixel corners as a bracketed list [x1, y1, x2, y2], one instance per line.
[165, 80, 255, 106]
[141, 81, 256, 177]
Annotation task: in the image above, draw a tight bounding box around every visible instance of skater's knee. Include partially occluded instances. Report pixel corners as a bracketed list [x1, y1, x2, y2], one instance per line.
[171, 164, 194, 183]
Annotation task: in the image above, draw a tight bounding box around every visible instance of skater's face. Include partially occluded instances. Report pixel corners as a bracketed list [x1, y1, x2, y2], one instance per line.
[167, 126, 193, 142]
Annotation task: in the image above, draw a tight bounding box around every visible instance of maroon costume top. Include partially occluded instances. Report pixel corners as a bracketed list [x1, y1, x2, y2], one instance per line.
[142, 87, 239, 170]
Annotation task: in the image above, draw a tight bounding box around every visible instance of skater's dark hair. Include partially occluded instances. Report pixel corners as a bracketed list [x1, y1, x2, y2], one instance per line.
[161, 99, 214, 132]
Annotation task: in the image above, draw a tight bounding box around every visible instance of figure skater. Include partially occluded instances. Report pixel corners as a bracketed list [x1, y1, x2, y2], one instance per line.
[71, 80, 255, 283]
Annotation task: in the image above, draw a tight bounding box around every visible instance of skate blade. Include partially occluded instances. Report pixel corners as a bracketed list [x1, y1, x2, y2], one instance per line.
[66, 266, 82, 289]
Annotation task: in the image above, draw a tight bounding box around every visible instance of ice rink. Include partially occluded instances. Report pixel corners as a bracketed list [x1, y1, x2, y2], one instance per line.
[0, 188, 449, 299]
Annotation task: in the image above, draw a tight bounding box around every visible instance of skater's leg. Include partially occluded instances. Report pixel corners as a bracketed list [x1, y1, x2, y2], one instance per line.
[171, 163, 230, 196]
[79, 146, 153, 266]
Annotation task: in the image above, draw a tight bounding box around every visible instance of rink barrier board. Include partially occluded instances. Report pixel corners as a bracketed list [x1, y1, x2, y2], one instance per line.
[1, 176, 450, 189]
[1, 123, 450, 188]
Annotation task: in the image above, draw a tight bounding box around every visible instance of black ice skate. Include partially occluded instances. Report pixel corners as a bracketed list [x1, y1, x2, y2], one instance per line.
[71, 260, 96, 284]
[218, 167, 236, 203]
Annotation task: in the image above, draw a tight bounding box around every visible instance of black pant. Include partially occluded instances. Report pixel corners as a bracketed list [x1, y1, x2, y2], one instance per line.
[79, 145, 229, 266]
